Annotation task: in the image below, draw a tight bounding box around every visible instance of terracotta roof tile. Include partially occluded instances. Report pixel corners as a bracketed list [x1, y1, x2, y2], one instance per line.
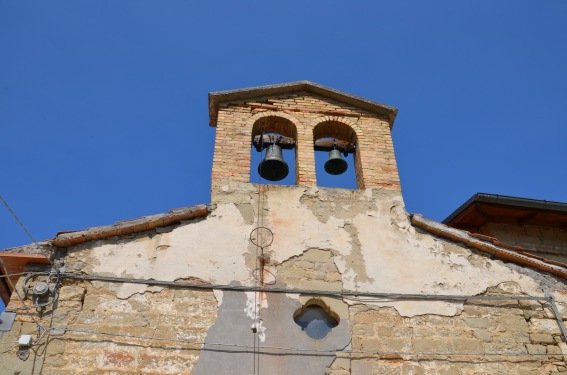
[411, 214, 567, 280]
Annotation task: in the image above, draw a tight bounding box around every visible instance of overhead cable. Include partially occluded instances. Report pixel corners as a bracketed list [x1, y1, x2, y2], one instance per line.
[60, 272, 549, 302]
[50, 326, 557, 359]
[0, 194, 53, 263]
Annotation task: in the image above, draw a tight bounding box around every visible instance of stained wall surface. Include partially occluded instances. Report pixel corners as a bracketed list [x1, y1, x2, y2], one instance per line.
[1, 186, 567, 374]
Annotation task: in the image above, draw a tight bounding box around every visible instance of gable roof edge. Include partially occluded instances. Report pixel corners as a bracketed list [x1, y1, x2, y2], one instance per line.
[411, 214, 567, 280]
[443, 192, 567, 225]
[208, 81, 398, 127]
[52, 204, 211, 248]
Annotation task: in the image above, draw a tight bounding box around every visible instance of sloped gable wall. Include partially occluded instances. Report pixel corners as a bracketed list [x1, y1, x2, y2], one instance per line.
[2, 186, 566, 374]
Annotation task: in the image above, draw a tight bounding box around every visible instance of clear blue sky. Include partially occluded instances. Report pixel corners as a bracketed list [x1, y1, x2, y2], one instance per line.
[1, 1, 566, 250]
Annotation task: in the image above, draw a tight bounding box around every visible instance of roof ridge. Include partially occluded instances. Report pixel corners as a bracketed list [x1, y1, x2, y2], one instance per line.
[51, 204, 210, 248]
[208, 81, 398, 127]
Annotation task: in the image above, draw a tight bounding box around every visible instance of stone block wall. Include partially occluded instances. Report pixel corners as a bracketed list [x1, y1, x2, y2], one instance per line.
[340, 297, 567, 374]
[2, 254, 567, 374]
[1, 277, 218, 375]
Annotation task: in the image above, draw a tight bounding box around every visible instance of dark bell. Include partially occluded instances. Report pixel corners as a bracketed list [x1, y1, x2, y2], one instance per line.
[324, 149, 348, 175]
[258, 144, 289, 181]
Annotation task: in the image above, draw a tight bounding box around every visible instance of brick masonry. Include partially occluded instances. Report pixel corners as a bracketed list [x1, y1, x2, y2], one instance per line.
[211, 92, 400, 201]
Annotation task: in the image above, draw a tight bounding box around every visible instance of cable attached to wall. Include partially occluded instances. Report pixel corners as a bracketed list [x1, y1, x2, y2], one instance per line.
[0, 194, 54, 265]
[251, 129, 265, 375]
[250, 129, 280, 374]
[0, 193, 63, 374]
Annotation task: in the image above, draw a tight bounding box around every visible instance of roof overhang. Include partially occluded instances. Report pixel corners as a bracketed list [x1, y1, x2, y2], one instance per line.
[444, 193, 567, 230]
[53, 204, 210, 248]
[0, 253, 51, 306]
[208, 81, 398, 128]
[412, 214, 567, 280]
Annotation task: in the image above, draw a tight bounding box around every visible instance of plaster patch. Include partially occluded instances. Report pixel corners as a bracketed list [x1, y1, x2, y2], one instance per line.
[116, 283, 147, 299]
[98, 299, 133, 313]
[350, 200, 544, 316]
[236, 203, 255, 224]
[251, 319, 266, 342]
[146, 286, 163, 293]
[373, 300, 464, 317]
[266, 188, 351, 262]
[213, 290, 223, 307]
[286, 293, 300, 301]
[244, 291, 258, 320]
[341, 268, 357, 291]
[88, 203, 252, 293]
[334, 256, 347, 274]
[195, 288, 350, 375]
[342, 223, 372, 285]
[389, 199, 411, 232]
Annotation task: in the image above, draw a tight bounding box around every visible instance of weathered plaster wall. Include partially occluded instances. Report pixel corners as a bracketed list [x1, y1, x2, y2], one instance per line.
[68, 185, 547, 316]
[2, 185, 567, 374]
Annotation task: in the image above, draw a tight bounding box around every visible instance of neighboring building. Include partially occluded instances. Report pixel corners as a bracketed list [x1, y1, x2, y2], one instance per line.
[445, 193, 567, 265]
[0, 81, 566, 374]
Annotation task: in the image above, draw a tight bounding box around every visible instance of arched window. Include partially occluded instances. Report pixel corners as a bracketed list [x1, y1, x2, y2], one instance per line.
[251, 116, 297, 185]
[293, 299, 339, 340]
[313, 121, 359, 189]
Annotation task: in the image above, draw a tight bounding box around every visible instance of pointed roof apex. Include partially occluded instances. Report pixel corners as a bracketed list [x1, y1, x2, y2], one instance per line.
[208, 81, 398, 127]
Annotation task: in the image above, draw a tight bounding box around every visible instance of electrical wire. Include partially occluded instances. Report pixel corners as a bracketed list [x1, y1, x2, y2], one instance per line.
[0, 257, 52, 374]
[0, 194, 53, 264]
[0, 194, 63, 373]
[3, 272, 59, 312]
[47, 326, 557, 359]
[5, 270, 560, 369]
[58, 272, 550, 302]
[0, 271, 39, 279]
[34, 271, 60, 375]
[252, 129, 265, 375]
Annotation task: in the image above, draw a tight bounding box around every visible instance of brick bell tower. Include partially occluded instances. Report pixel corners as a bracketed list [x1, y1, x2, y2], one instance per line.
[208, 81, 399, 203]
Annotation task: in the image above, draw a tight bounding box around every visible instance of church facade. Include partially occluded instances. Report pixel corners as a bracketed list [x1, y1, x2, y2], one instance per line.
[1, 81, 566, 374]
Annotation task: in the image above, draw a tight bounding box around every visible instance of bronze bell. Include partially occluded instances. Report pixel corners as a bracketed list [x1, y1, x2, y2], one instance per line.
[258, 144, 289, 181]
[324, 148, 348, 175]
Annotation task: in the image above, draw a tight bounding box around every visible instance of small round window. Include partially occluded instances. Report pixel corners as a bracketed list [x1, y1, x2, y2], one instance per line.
[293, 302, 339, 340]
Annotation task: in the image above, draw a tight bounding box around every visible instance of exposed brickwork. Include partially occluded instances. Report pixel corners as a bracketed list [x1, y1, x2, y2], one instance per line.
[211, 92, 400, 202]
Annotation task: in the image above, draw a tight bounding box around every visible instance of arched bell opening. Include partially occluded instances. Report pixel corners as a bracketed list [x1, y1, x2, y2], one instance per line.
[313, 121, 359, 189]
[251, 116, 297, 185]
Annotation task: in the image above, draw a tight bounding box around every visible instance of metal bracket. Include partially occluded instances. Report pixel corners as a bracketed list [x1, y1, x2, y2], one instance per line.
[0, 312, 16, 331]
[548, 295, 567, 343]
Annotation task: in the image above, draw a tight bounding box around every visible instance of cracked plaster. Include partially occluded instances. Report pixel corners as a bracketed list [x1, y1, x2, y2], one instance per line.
[69, 185, 545, 316]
